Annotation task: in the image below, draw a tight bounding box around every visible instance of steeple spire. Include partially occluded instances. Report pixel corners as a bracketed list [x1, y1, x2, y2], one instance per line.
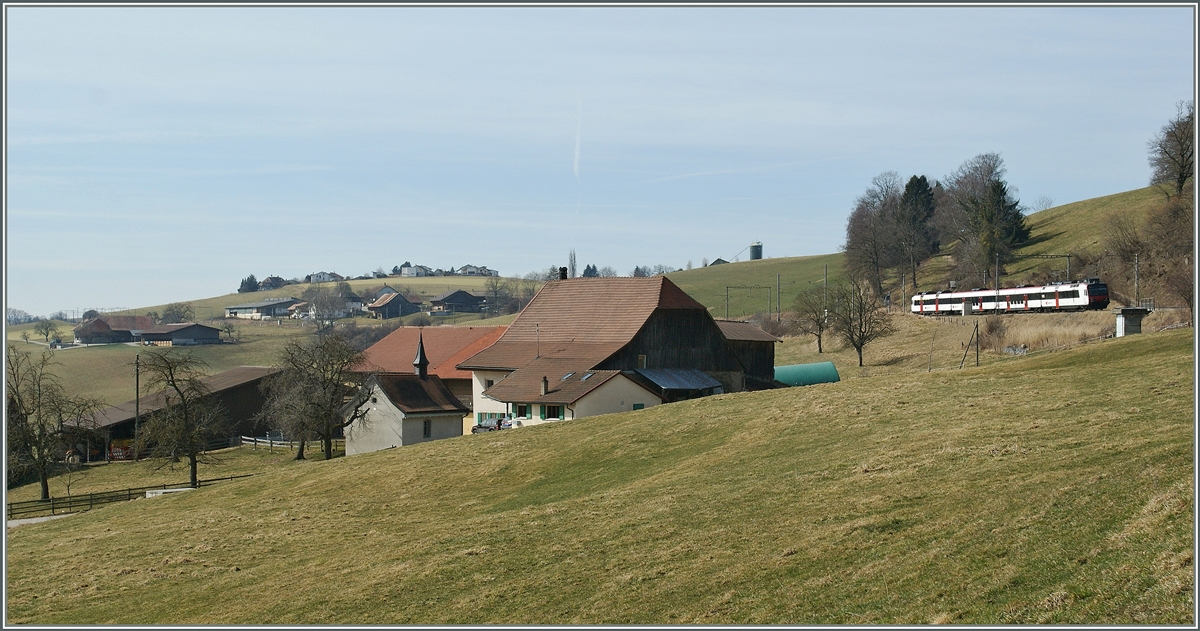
[413, 329, 429, 379]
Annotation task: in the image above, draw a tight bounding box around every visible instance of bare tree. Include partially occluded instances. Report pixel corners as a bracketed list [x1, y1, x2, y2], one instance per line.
[939, 153, 1028, 284]
[6, 344, 104, 499]
[259, 334, 373, 460]
[844, 171, 902, 296]
[33, 320, 60, 343]
[568, 249, 577, 279]
[791, 287, 830, 353]
[827, 279, 896, 367]
[598, 266, 618, 277]
[1148, 100, 1194, 198]
[136, 349, 229, 488]
[484, 275, 514, 315]
[160, 302, 195, 324]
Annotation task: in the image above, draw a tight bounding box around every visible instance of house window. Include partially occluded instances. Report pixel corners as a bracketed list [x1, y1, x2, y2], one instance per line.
[516, 404, 529, 418]
[485, 379, 494, 388]
[637, 355, 647, 368]
[633, 403, 645, 410]
[544, 405, 563, 420]
[423, 420, 432, 438]
[561, 372, 574, 380]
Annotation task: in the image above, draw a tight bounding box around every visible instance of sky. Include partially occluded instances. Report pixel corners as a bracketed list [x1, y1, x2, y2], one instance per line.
[4, 4, 1196, 318]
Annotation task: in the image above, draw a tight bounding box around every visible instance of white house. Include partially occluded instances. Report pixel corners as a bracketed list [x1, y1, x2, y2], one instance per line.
[400, 265, 433, 278]
[344, 335, 471, 455]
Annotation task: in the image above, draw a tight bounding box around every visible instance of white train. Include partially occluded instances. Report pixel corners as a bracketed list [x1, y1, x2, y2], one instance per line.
[911, 278, 1110, 315]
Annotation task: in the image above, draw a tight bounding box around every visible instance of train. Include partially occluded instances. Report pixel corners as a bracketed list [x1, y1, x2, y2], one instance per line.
[911, 278, 1110, 315]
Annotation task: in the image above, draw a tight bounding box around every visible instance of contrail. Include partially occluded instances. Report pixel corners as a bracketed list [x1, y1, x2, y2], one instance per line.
[574, 95, 581, 181]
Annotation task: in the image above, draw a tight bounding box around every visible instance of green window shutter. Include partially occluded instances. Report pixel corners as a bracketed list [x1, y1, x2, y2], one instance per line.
[540, 405, 546, 420]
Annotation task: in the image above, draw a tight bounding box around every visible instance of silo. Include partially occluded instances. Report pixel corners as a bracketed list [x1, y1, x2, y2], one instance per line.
[749, 241, 763, 260]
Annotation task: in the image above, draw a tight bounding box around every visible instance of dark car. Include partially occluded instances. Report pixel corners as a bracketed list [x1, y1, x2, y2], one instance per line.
[471, 418, 513, 433]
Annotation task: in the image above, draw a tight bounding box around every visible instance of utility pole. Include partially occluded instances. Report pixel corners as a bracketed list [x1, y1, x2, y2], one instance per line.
[777, 274, 781, 322]
[1134, 253, 1140, 306]
[995, 253, 1001, 314]
[134, 354, 140, 462]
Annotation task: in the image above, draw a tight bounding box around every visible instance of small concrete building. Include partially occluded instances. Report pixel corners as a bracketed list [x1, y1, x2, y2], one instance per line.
[345, 336, 470, 455]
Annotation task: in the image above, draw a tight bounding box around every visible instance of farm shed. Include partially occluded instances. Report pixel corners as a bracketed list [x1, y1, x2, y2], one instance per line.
[73, 316, 156, 345]
[459, 276, 747, 426]
[774, 362, 840, 387]
[80, 366, 278, 461]
[715, 319, 781, 389]
[137, 323, 222, 346]
[225, 298, 301, 319]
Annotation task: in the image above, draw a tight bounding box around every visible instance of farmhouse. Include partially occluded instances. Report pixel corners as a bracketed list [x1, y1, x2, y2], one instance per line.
[366, 292, 421, 319]
[138, 323, 222, 346]
[306, 271, 343, 284]
[400, 264, 432, 278]
[457, 276, 748, 426]
[225, 298, 301, 319]
[344, 338, 469, 455]
[430, 289, 485, 313]
[258, 276, 288, 290]
[83, 366, 278, 461]
[73, 316, 157, 344]
[360, 325, 507, 409]
[456, 264, 498, 276]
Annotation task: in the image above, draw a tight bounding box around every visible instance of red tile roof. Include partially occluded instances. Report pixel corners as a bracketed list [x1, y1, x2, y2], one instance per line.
[360, 326, 507, 380]
[459, 276, 706, 371]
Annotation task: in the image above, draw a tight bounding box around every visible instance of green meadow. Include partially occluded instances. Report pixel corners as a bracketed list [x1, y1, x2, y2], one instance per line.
[5, 328, 1192, 624]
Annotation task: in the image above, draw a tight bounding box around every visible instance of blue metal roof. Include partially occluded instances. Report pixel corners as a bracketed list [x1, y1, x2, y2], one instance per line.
[634, 368, 722, 391]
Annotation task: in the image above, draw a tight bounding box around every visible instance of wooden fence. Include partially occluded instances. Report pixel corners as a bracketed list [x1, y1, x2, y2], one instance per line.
[237, 436, 344, 452]
[6, 474, 256, 521]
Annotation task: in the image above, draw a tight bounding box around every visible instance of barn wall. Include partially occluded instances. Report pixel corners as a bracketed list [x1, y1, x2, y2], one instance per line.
[599, 309, 745, 378]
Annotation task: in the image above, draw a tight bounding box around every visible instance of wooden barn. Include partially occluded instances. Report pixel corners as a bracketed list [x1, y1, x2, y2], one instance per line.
[81, 366, 278, 461]
[73, 316, 156, 345]
[430, 289, 485, 313]
[458, 276, 750, 426]
[366, 292, 422, 319]
[714, 320, 782, 390]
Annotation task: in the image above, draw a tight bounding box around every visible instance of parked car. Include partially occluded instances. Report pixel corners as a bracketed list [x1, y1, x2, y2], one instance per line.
[471, 418, 513, 433]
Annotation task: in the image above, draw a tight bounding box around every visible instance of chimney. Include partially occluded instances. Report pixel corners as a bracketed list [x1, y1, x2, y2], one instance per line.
[413, 330, 429, 379]
[559, 267, 568, 280]
[541, 376, 549, 396]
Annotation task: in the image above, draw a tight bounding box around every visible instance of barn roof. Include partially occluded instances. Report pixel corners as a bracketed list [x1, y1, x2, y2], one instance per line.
[360, 326, 507, 380]
[367, 293, 417, 309]
[87, 366, 278, 429]
[633, 368, 723, 391]
[370, 373, 470, 415]
[74, 315, 156, 333]
[139, 323, 221, 335]
[226, 297, 300, 310]
[458, 276, 706, 371]
[715, 320, 782, 343]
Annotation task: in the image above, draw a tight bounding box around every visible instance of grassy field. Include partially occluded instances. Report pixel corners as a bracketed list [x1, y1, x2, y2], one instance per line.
[5, 327, 1192, 624]
[668, 253, 845, 320]
[112, 275, 514, 321]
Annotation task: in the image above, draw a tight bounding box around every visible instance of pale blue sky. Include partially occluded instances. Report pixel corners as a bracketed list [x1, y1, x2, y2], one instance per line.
[5, 5, 1195, 317]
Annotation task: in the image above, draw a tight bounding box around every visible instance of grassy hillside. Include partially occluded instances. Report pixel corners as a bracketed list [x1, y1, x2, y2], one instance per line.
[6, 328, 1192, 624]
[112, 275, 511, 321]
[668, 253, 844, 320]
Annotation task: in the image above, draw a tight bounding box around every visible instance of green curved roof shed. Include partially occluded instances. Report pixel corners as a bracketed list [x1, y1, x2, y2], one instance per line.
[774, 362, 840, 387]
